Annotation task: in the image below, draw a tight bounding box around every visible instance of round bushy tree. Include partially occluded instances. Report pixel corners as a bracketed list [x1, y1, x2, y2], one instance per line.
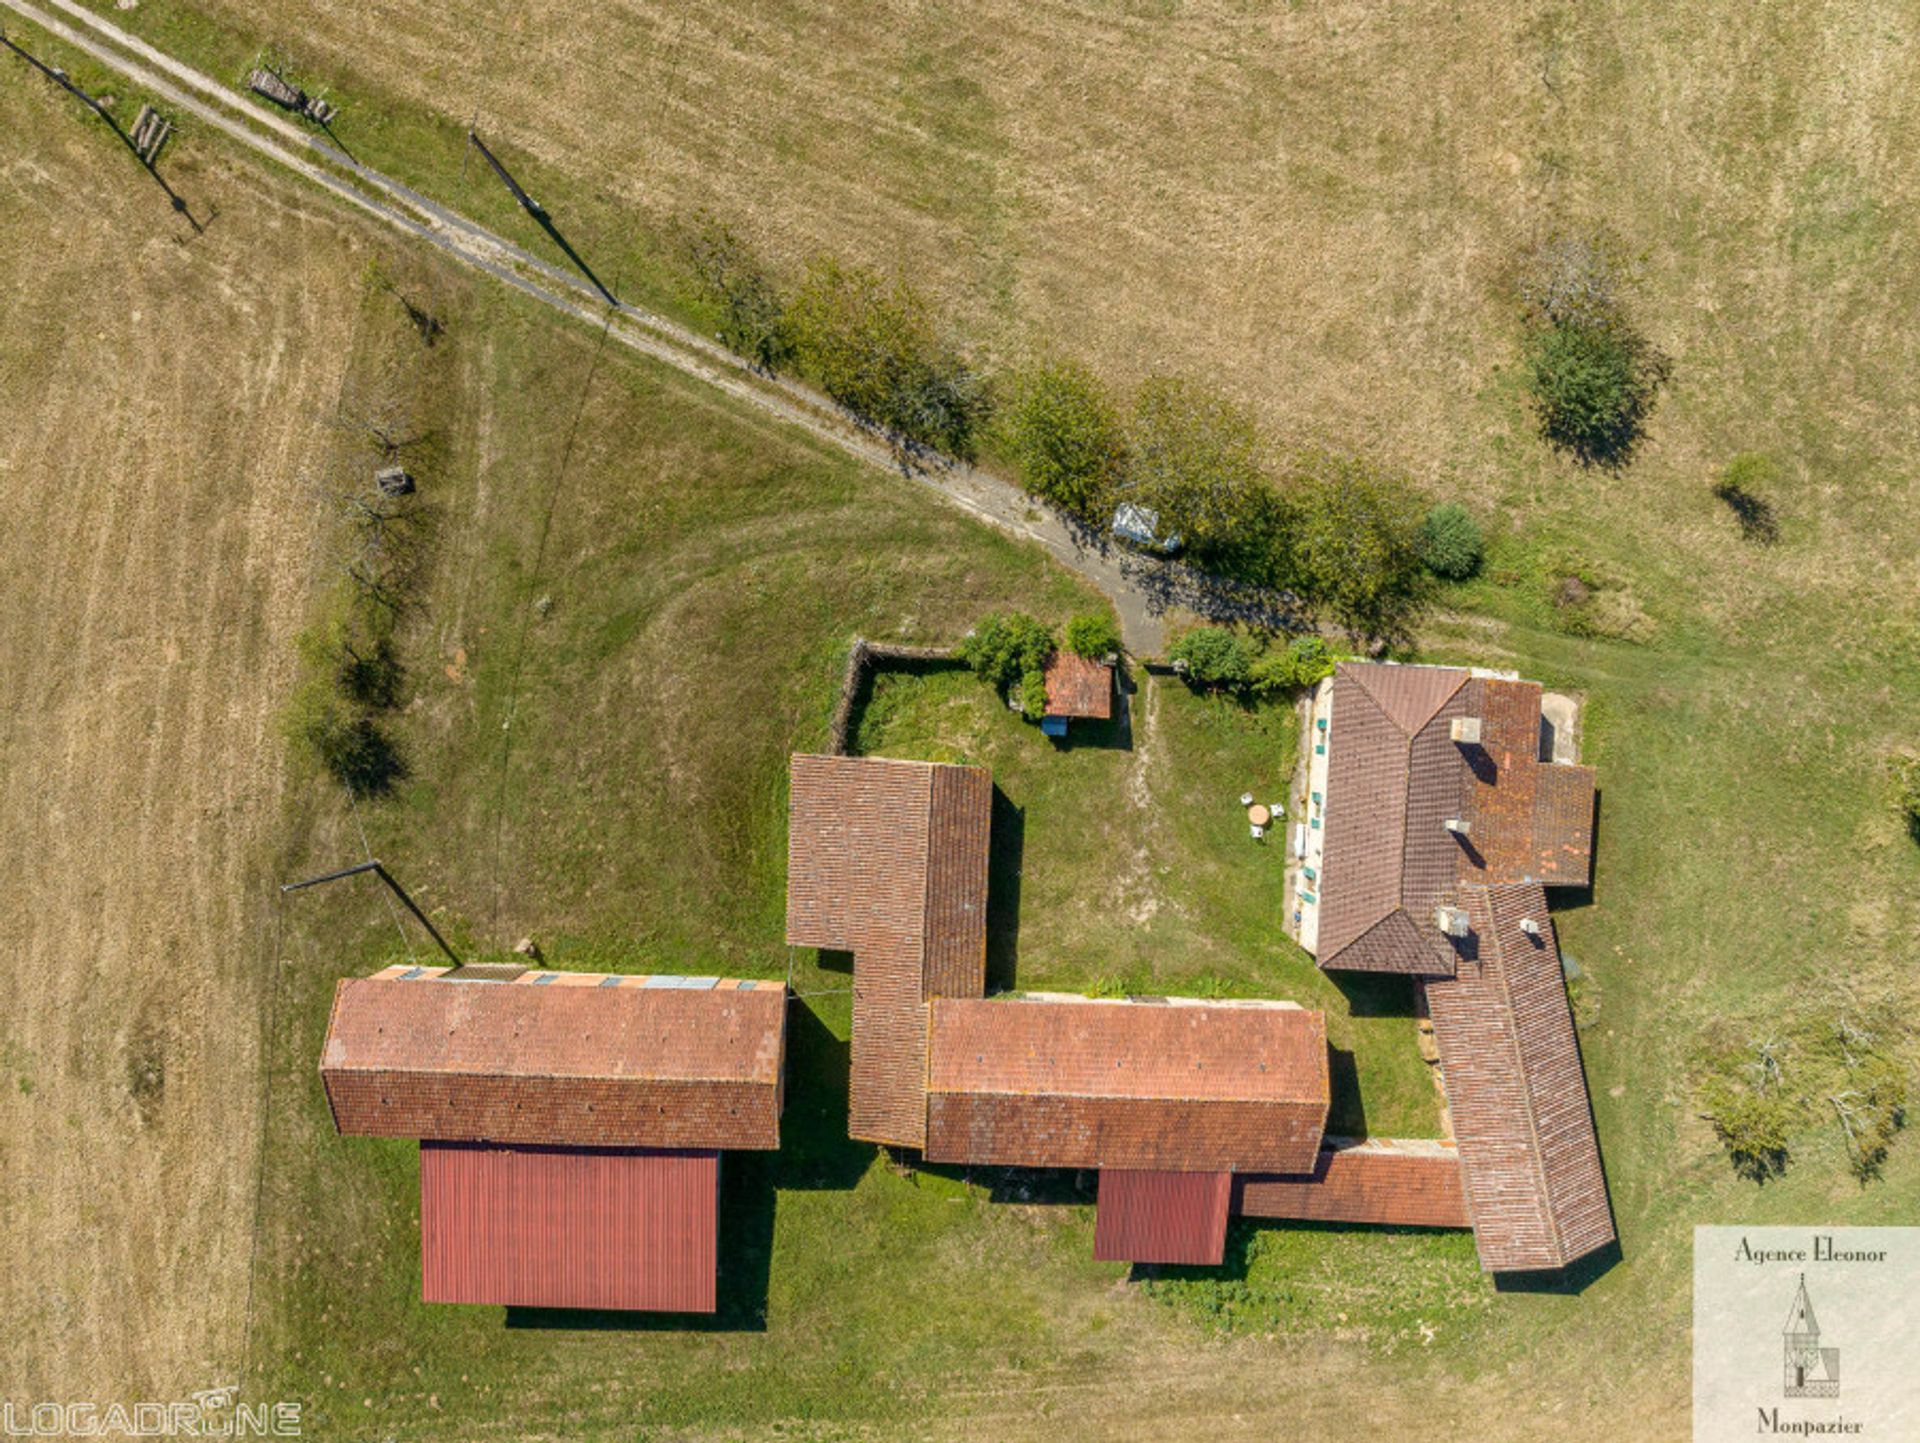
[1524, 320, 1670, 467]
[1170, 627, 1255, 690]
[1125, 377, 1269, 557]
[958, 611, 1056, 693]
[1418, 503, 1484, 580]
[1064, 612, 1122, 660]
[999, 362, 1127, 522]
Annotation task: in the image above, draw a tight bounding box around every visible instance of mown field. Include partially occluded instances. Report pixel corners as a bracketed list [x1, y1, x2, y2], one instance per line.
[6, 3, 1920, 1440]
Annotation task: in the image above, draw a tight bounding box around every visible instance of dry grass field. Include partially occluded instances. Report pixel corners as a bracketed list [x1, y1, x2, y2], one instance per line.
[0, 74, 356, 1402]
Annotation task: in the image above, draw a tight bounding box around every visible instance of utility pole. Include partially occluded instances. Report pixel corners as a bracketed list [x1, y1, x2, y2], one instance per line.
[280, 859, 461, 966]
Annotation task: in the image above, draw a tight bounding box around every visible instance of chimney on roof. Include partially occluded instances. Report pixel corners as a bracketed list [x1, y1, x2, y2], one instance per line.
[1519, 917, 1542, 937]
[1450, 717, 1482, 745]
[1444, 817, 1472, 836]
[1433, 905, 1471, 939]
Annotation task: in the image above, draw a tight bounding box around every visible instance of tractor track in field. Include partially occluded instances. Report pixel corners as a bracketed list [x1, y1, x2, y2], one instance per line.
[0, 0, 1245, 653]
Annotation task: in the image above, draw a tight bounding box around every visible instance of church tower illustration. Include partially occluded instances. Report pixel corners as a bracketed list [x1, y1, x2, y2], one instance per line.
[1782, 1273, 1840, 1398]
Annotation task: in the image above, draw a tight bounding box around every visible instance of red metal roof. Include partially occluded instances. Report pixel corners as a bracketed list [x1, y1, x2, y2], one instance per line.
[785, 754, 991, 1147]
[1043, 652, 1114, 719]
[924, 996, 1328, 1172]
[1094, 1168, 1232, 1265]
[1235, 1138, 1470, 1228]
[320, 972, 786, 1149]
[419, 1143, 719, 1313]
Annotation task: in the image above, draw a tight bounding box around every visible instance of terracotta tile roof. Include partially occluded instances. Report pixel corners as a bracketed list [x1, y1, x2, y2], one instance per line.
[419, 1144, 719, 1312]
[320, 973, 786, 1150]
[1234, 1137, 1470, 1228]
[1317, 665, 1593, 974]
[1532, 764, 1596, 885]
[785, 753, 991, 1148]
[923, 996, 1328, 1172]
[1458, 678, 1543, 884]
[1094, 1169, 1233, 1265]
[1316, 664, 1470, 974]
[1043, 652, 1114, 719]
[1420, 885, 1614, 1272]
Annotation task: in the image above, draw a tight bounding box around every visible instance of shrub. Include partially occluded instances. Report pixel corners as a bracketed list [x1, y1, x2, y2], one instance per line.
[1124, 377, 1270, 558]
[1712, 452, 1781, 544]
[1523, 319, 1671, 467]
[282, 678, 407, 796]
[1702, 1086, 1793, 1182]
[1064, 612, 1122, 660]
[679, 215, 792, 373]
[1284, 452, 1429, 638]
[1170, 627, 1255, 690]
[1418, 503, 1484, 580]
[1519, 230, 1630, 331]
[1833, 1054, 1907, 1182]
[785, 259, 989, 458]
[298, 610, 405, 711]
[958, 612, 1056, 694]
[999, 362, 1127, 521]
[1017, 668, 1050, 720]
[1250, 635, 1335, 696]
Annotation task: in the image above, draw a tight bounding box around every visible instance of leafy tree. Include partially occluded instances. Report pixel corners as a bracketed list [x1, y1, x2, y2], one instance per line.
[785, 259, 988, 459]
[1170, 627, 1255, 690]
[998, 362, 1127, 521]
[1064, 612, 1122, 660]
[1712, 453, 1781, 544]
[282, 678, 407, 796]
[958, 612, 1056, 694]
[1284, 452, 1429, 639]
[1523, 320, 1671, 467]
[1418, 503, 1484, 580]
[1123, 377, 1269, 558]
[1250, 635, 1335, 695]
[680, 214, 792, 372]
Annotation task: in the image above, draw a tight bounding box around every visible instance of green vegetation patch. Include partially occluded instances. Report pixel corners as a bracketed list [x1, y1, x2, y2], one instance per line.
[1142, 1221, 1492, 1352]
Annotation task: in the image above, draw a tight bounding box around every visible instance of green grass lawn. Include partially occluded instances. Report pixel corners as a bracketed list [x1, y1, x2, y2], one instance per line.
[850, 661, 1437, 1138]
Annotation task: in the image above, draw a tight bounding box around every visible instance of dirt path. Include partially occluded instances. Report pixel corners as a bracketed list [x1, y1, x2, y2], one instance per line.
[2, 0, 1288, 655]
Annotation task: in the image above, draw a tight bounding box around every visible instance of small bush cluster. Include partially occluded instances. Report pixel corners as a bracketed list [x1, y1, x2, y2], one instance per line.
[1712, 452, 1781, 544]
[679, 214, 791, 372]
[1418, 503, 1484, 580]
[1250, 636, 1335, 696]
[285, 593, 411, 796]
[1172, 628, 1335, 697]
[1519, 231, 1672, 468]
[1064, 612, 1122, 661]
[1696, 1014, 1910, 1185]
[782, 260, 989, 459]
[958, 611, 1057, 722]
